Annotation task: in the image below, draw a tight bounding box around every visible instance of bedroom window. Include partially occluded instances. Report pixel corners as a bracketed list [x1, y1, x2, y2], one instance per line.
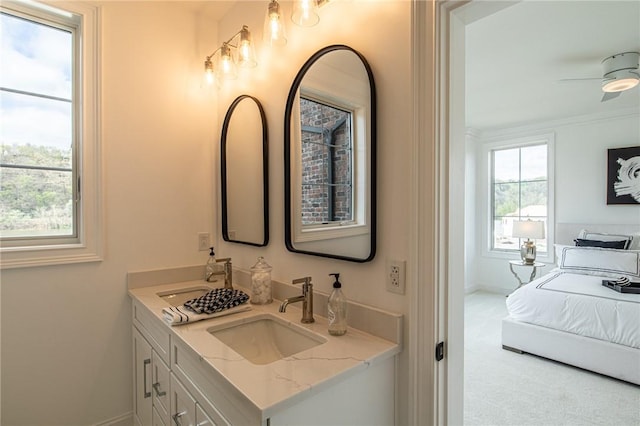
[0, 1, 101, 268]
[490, 137, 552, 255]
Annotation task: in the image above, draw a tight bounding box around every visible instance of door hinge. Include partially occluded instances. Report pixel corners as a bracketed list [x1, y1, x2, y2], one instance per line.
[435, 341, 445, 361]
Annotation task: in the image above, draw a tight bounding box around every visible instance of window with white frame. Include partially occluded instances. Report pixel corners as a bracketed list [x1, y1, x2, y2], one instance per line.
[0, 1, 101, 268]
[489, 136, 552, 256]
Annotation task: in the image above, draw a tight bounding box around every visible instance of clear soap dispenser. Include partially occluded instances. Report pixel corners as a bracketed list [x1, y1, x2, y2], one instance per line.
[327, 273, 347, 336]
[205, 247, 223, 283]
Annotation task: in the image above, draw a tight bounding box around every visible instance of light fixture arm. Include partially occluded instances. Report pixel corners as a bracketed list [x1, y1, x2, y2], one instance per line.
[203, 25, 256, 85]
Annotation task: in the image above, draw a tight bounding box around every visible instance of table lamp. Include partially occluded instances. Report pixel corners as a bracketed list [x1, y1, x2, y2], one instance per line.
[512, 220, 545, 264]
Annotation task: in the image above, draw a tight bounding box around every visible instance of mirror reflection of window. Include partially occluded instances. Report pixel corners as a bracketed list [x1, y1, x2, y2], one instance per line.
[300, 96, 354, 226]
[285, 45, 376, 262]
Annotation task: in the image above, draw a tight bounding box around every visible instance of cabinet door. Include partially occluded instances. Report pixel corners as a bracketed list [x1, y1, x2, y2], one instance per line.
[152, 405, 167, 426]
[170, 374, 196, 426]
[133, 327, 153, 426]
[195, 404, 217, 426]
[153, 351, 171, 423]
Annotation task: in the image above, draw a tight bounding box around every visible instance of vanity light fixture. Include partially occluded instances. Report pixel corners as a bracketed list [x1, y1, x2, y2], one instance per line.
[204, 25, 257, 86]
[264, 0, 287, 46]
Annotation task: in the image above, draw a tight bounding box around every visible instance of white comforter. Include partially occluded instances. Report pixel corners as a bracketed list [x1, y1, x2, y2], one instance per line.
[506, 270, 640, 348]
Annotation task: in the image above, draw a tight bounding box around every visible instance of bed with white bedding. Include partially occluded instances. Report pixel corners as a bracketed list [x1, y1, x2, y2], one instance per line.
[501, 225, 640, 385]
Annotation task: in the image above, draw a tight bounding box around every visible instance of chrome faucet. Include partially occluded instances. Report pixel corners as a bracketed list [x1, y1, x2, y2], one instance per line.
[279, 276, 314, 323]
[208, 258, 233, 290]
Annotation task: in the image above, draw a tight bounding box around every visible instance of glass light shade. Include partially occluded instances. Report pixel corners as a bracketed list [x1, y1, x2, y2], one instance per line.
[204, 58, 215, 86]
[217, 44, 237, 81]
[238, 26, 257, 68]
[292, 0, 319, 27]
[602, 72, 639, 92]
[264, 0, 287, 46]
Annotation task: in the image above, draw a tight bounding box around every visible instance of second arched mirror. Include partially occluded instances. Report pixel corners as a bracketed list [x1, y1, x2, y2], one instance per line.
[284, 45, 376, 262]
[221, 95, 269, 246]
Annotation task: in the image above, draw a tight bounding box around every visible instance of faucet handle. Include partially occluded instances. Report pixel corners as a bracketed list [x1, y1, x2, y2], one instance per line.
[292, 277, 312, 294]
[292, 276, 311, 285]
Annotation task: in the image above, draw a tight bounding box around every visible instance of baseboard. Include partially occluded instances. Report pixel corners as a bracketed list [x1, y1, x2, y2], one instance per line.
[94, 412, 132, 426]
[464, 284, 480, 294]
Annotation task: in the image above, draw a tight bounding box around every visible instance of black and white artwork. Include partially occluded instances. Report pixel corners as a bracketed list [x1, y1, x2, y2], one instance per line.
[607, 146, 640, 205]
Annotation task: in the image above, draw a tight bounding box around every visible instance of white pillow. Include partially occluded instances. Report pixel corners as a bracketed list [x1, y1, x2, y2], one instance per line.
[577, 229, 635, 250]
[555, 245, 640, 279]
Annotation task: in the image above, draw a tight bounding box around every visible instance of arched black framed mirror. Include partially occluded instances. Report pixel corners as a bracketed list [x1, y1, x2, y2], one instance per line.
[221, 95, 269, 246]
[284, 45, 376, 262]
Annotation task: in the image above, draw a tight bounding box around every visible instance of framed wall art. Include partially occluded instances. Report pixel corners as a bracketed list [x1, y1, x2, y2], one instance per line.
[607, 145, 640, 205]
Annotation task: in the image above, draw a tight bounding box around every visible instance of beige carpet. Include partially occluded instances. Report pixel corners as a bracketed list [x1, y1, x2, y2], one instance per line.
[464, 291, 640, 426]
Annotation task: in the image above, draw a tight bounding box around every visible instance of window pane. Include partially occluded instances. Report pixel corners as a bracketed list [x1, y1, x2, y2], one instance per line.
[299, 96, 354, 225]
[521, 144, 547, 181]
[493, 217, 518, 250]
[1, 92, 72, 168]
[521, 181, 547, 214]
[0, 167, 73, 237]
[332, 184, 352, 222]
[301, 183, 328, 225]
[1, 9, 75, 242]
[493, 182, 519, 216]
[493, 148, 519, 183]
[0, 12, 72, 99]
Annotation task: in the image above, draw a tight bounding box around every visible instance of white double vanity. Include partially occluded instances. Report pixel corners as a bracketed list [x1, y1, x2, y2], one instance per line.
[129, 266, 402, 426]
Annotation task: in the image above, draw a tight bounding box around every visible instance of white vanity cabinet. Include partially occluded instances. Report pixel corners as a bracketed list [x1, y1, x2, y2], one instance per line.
[130, 282, 400, 426]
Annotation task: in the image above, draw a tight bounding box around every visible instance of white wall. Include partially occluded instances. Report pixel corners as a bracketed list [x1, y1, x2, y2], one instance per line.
[468, 111, 640, 293]
[1, 2, 220, 424]
[1, 1, 415, 424]
[214, 1, 412, 423]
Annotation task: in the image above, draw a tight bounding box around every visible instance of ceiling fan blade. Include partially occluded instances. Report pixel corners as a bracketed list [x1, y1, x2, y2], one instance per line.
[601, 91, 621, 102]
[558, 77, 601, 82]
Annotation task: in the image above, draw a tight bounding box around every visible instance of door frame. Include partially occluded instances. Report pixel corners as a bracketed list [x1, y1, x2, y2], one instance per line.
[409, 1, 520, 424]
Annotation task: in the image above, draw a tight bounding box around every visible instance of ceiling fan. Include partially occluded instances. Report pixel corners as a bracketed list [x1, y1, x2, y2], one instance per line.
[561, 51, 639, 102]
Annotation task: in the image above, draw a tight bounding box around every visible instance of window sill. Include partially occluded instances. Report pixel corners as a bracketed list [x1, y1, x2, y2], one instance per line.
[0, 244, 103, 269]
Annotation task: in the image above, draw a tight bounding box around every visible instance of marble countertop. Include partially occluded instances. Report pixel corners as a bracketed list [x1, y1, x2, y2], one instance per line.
[129, 280, 401, 418]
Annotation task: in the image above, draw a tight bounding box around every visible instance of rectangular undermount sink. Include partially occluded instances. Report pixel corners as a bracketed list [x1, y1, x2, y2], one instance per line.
[156, 287, 211, 307]
[207, 314, 327, 365]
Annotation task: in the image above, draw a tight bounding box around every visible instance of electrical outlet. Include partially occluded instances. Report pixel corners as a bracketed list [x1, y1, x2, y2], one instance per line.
[198, 232, 210, 251]
[228, 230, 237, 240]
[386, 259, 406, 294]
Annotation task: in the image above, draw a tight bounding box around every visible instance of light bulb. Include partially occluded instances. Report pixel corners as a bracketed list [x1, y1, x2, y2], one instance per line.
[264, 0, 287, 46]
[292, 0, 319, 27]
[239, 25, 257, 68]
[204, 58, 214, 86]
[217, 43, 237, 80]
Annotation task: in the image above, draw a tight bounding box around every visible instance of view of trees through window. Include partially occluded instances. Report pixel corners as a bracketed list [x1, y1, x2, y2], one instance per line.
[0, 10, 75, 238]
[299, 97, 353, 226]
[492, 143, 548, 252]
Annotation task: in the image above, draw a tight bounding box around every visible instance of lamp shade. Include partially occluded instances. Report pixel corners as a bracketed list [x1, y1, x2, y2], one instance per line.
[512, 220, 545, 239]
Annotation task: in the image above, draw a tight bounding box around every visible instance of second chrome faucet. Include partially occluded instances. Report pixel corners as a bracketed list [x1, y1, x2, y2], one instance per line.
[279, 276, 314, 323]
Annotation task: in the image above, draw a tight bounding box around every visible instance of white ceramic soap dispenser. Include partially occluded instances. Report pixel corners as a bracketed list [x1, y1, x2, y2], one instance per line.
[327, 273, 347, 336]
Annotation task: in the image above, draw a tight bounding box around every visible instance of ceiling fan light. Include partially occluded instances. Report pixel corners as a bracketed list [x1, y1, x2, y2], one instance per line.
[602, 70, 639, 92]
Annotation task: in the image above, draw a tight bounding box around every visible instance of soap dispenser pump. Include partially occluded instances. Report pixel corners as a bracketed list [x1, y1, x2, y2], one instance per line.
[205, 247, 223, 283]
[327, 273, 347, 336]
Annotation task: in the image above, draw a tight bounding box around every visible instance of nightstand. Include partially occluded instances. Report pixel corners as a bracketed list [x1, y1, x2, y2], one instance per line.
[509, 260, 545, 289]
